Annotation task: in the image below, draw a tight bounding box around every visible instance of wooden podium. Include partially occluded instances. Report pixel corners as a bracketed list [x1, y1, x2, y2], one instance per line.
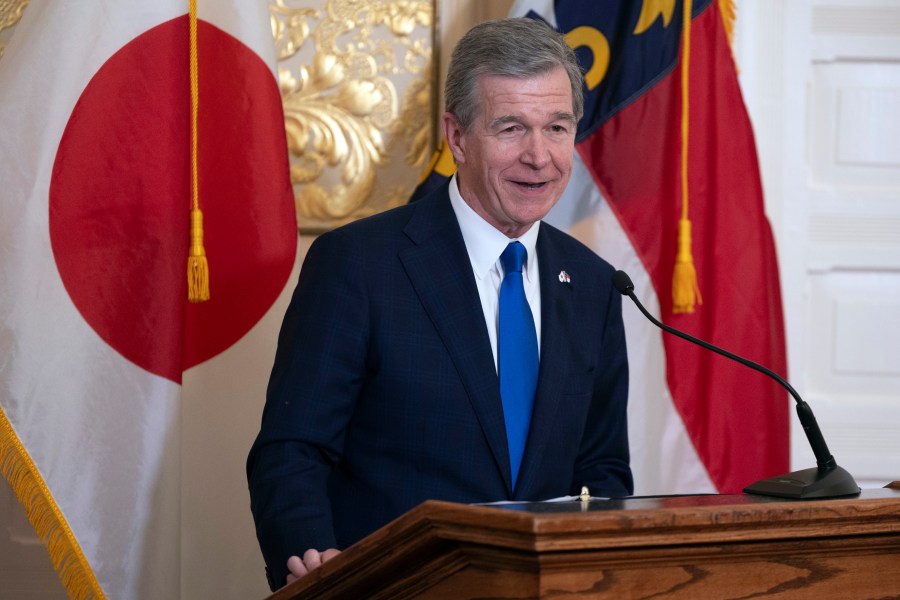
[267, 484, 900, 599]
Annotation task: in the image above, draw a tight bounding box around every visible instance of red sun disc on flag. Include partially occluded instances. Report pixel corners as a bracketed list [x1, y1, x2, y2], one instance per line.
[49, 16, 297, 384]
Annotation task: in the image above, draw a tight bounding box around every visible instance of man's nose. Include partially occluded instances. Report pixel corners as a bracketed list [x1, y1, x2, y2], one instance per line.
[520, 132, 550, 168]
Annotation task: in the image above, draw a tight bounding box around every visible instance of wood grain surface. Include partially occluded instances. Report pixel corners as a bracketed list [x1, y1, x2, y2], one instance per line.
[269, 487, 900, 599]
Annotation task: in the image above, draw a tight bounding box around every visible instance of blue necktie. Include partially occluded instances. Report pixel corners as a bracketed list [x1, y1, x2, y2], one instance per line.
[498, 241, 539, 490]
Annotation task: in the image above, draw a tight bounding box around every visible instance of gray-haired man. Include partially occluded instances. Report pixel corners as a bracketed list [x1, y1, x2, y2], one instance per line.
[247, 17, 632, 590]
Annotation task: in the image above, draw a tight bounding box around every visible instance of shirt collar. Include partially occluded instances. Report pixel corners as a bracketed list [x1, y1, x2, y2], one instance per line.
[449, 175, 540, 281]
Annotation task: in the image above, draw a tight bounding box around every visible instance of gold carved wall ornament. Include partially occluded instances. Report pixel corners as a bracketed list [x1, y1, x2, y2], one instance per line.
[270, 0, 436, 233]
[0, 0, 30, 61]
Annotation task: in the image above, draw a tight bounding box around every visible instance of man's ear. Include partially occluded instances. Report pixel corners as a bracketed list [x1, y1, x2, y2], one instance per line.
[441, 112, 466, 165]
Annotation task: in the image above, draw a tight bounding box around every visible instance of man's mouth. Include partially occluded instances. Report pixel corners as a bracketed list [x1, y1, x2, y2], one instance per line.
[514, 181, 547, 190]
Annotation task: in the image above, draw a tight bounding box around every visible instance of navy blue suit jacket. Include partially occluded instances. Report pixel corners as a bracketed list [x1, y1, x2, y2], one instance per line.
[247, 183, 632, 588]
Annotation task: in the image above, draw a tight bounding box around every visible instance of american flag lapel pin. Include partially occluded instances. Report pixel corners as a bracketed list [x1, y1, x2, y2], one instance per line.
[558, 270, 570, 284]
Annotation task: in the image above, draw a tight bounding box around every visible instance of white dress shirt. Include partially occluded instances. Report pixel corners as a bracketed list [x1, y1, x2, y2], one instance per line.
[448, 175, 542, 372]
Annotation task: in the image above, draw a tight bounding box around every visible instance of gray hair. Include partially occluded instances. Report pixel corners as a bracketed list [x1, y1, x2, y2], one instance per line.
[444, 17, 584, 132]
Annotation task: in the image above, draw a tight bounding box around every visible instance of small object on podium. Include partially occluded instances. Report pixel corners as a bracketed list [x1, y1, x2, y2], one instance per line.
[580, 486, 590, 503]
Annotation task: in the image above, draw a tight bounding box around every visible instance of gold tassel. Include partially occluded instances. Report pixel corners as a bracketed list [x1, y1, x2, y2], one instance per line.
[673, 218, 702, 313]
[186, 0, 209, 303]
[672, 0, 702, 314]
[187, 207, 209, 302]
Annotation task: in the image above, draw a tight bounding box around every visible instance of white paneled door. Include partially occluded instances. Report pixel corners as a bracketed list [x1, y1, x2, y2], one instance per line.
[737, 0, 900, 488]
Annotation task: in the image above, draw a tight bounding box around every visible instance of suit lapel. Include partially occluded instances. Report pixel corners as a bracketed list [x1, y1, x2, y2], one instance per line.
[398, 188, 513, 491]
[514, 226, 575, 499]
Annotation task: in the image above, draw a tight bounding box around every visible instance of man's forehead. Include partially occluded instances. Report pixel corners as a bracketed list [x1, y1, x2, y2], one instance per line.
[476, 76, 574, 123]
[475, 68, 569, 91]
[488, 111, 577, 127]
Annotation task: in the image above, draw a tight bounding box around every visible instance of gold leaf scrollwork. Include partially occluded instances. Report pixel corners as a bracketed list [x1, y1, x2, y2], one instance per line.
[270, 0, 434, 232]
[280, 50, 395, 221]
[0, 0, 30, 61]
[366, 1, 432, 37]
[396, 75, 433, 169]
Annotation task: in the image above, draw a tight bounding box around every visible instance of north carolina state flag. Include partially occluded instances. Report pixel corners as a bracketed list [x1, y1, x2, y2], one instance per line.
[510, 0, 790, 494]
[0, 1, 296, 597]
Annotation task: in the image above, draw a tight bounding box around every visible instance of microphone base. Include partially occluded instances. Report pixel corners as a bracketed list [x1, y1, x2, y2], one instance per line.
[743, 465, 861, 499]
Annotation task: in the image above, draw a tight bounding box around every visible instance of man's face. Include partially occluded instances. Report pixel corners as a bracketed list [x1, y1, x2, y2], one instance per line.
[442, 66, 577, 238]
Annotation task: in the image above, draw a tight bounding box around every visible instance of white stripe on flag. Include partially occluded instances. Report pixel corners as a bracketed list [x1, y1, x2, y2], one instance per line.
[546, 153, 717, 495]
[0, 4, 185, 597]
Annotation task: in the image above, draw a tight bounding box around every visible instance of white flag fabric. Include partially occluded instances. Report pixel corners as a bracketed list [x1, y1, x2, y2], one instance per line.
[0, 1, 297, 597]
[511, 0, 789, 495]
[546, 154, 719, 494]
[509, 0, 718, 495]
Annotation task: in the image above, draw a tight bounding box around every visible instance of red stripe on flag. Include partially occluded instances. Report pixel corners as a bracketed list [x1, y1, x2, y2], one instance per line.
[578, 3, 789, 493]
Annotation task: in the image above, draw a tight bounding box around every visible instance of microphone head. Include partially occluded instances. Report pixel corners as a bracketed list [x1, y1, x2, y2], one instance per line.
[612, 270, 635, 295]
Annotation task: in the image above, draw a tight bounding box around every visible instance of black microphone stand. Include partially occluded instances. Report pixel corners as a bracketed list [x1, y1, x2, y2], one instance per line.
[613, 270, 860, 499]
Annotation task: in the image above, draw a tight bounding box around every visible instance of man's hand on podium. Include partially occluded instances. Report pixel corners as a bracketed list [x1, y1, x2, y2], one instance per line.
[285, 548, 342, 585]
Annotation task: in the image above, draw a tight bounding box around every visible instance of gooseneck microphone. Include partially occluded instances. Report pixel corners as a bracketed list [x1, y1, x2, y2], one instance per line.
[612, 270, 860, 499]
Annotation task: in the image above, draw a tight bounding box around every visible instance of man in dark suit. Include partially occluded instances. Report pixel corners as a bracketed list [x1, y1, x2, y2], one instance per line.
[247, 17, 633, 590]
